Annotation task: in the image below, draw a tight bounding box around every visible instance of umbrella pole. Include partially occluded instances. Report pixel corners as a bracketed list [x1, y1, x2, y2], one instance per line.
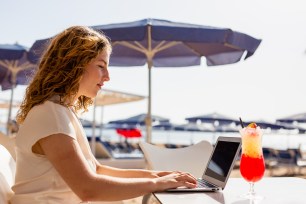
[145, 25, 153, 143]
[7, 68, 17, 135]
[146, 64, 152, 143]
[6, 86, 14, 135]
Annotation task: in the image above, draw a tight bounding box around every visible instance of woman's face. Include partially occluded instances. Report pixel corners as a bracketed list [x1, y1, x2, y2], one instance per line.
[78, 50, 110, 99]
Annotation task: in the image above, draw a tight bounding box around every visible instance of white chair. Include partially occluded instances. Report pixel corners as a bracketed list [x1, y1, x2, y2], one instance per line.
[139, 140, 213, 178]
[139, 140, 213, 204]
[0, 144, 16, 204]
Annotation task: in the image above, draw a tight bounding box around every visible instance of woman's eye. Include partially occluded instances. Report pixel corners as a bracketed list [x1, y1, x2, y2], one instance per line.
[98, 65, 104, 69]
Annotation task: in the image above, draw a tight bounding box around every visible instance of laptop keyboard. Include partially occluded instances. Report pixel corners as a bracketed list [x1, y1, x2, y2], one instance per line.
[196, 179, 217, 188]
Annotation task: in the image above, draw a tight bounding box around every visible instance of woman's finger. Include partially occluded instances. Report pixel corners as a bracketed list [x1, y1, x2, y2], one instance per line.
[173, 173, 197, 185]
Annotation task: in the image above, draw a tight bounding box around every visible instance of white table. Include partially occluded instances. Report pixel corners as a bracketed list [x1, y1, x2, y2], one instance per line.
[154, 177, 306, 204]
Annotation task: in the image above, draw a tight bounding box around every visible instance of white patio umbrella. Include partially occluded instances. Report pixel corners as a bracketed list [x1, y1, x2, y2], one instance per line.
[90, 89, 146, 155]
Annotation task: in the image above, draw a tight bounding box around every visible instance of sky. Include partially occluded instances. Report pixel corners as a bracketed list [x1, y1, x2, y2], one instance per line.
[1, 0, 306, 125]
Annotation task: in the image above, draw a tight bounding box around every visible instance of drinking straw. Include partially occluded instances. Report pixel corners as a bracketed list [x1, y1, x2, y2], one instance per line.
[239, 117, 245, 128]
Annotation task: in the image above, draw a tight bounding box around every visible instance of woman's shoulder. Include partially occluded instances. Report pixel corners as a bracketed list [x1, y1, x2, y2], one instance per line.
[31, 101, 68, 112]
[27, 101, 71, 121]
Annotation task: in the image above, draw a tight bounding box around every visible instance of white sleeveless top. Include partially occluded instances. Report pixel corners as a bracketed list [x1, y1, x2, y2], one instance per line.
[10, 101, 96, 204]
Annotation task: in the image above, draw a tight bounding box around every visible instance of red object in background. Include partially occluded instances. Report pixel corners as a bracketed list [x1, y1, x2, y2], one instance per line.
[116, 128, 142, 138]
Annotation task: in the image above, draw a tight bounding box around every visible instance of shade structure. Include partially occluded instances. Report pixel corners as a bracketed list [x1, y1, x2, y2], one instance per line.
[80, 119, 100, 128]
[29, 18, 262, 143]
[90, 89, 145, 155]
[108, 113, 170, 126]
[185, 112, 237, 126]
[243, 120, 294, 130]
[173, 123, 214, 132]
[214, 125, 239, 133]
[276, 113, 306, 124]
[95, 88, 146, 106]
[152, 122, 174, 131]
[0, 43, 36, 134]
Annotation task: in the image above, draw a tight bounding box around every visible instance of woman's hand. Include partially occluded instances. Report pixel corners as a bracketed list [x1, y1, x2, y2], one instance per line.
[150, 170, 195, 179]
[147, 170, 187, 178]
[153, 171, 197, 191]
[146, 170, 173, 178]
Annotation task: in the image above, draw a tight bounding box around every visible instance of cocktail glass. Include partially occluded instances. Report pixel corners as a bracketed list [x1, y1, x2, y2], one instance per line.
[239, 125, 265, 200]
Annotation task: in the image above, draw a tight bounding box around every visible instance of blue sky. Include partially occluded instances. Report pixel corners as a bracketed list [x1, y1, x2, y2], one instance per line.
[1, 0, 306, 125]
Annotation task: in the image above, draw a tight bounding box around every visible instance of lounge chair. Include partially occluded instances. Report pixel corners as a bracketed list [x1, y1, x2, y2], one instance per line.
[296, 145, 306, 175]
[275, 149, 297, 176]
[87, 137, 146, 169]
[263, 147, 278, 176]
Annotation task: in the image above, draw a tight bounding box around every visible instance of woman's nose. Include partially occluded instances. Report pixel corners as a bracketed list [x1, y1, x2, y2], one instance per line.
[103, 70, 110, 81]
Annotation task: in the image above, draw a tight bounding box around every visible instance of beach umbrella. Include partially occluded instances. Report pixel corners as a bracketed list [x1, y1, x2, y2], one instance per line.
[173, 123, 214, 132]
[95, 89, 145, 106]
[79, 119, 101, 128]
[276, 113, 306, 124]
[29, 18, 262, 143]
[108, 113, 170, 126]
[172, 123, 215, 145]
[185, 112, 237, 126]
[214, 125, 239, 133]
[152, 122, 174, 131]
[275, 113, 306, 133]
[242, 120, 297, 131]
[0, 43, 36, 134]
[185, 112, 239, 143]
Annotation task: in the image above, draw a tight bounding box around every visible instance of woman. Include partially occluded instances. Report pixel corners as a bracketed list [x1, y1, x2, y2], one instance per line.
[11, 26, 197, 203]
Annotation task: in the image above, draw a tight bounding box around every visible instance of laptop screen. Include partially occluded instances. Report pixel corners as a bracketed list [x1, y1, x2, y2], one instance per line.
[204, 140, 240, 182]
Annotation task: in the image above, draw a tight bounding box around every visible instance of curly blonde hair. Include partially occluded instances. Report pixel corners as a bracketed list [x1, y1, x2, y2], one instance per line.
[16, 26, 112, 124]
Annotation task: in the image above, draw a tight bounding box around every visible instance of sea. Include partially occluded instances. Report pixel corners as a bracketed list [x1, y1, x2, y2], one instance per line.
[84, 128, 306, 150]
[1, 124, 305, 150]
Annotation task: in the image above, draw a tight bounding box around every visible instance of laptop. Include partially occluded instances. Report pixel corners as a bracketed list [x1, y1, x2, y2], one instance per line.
[167, 136, 241, 192]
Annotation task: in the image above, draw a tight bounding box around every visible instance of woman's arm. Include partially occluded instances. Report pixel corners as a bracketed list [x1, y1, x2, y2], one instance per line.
[94, 160, 173, 178]
[39, 134, 196, 202]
